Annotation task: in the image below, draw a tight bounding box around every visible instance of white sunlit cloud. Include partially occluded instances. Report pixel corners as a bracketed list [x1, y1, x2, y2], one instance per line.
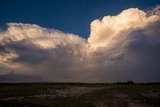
[0, 5, 160, 82]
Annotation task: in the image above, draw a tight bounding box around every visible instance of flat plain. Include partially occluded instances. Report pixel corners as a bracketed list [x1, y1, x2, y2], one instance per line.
[0, 83, 160, 107]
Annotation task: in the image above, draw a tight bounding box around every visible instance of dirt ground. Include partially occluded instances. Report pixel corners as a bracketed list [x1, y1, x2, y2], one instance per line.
[0, 83, 160, 107]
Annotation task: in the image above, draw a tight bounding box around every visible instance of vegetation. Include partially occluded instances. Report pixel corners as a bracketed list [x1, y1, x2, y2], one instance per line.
[0, 83, 160, 107]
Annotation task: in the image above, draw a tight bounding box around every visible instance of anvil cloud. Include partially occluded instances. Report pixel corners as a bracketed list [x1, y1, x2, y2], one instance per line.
[0, 6, 160, 82]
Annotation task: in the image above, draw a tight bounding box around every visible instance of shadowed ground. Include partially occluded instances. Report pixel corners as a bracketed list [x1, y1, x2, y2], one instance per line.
[0, 83, 160, 107]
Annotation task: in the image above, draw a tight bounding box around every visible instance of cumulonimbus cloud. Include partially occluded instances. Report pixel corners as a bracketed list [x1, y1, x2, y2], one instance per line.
[0, 5, 160, 82]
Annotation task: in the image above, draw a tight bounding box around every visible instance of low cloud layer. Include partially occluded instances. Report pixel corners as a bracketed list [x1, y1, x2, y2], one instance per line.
[0, 6, 160, 82]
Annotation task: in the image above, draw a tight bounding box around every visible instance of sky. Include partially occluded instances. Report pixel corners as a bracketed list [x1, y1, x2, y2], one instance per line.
[0, 0, 160, 38]
[0, 1, 160, 83]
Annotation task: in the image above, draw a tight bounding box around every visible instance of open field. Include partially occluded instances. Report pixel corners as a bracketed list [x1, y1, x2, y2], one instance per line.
[0, 83, 160, 107]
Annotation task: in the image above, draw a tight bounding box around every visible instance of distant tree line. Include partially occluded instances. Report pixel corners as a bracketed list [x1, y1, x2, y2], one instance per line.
[116, 80, 134, 84]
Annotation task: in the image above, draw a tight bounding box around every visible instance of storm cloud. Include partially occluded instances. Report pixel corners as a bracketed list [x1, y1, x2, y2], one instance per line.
[0, 6, 160, 82]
